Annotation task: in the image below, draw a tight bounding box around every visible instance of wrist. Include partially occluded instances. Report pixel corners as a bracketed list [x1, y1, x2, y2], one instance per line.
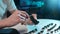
[3, 18, 12, 27]
[2, 18, 15, 27]
[6, 18, 16, 27]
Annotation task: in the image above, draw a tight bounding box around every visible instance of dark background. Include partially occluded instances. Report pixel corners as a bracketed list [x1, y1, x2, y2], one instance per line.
[7, 0, 60, 20]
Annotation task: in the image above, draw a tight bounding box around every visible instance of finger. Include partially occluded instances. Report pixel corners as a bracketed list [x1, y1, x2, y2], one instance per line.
[18, 14, 26, 19]
[18, 11, 27, 18]
[17, 12, 25, 17]
[25, 18, 33, 25]
[20, 13, 26, 18]
[32, 14, 37, 20]
[19, 11, 30, 18]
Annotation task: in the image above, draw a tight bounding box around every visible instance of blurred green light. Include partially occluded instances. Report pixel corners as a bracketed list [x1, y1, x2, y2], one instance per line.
[37, 1, 44, 7]
[32, 1, 44, 7]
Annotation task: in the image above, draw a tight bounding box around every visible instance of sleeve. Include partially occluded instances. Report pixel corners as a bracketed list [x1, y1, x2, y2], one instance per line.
[6, 0, 17, 11]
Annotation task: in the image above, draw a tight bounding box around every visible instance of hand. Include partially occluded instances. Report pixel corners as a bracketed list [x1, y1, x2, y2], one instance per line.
[7, 10, 29, 26]
[23, 14, 37, 25]
[32, 14, 37, 20]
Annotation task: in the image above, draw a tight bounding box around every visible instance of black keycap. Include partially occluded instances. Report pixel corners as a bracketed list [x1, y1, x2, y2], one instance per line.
[35, 29, 37, 31]
[48, 24, 56, 31]
[54, 26, 60, 33]
[46, 33, 49, 34]
[42, 27, 45, 29]
[50, 23, 53, 25]
[44, 26, 47, 28]
[38, 32, 40, 34]
[29, 29, 37, 33]
[47, 25, 50, 27]
[40, 31, 43, 33]
[24, 33, 29, 34]
[51, 31, 53, 33]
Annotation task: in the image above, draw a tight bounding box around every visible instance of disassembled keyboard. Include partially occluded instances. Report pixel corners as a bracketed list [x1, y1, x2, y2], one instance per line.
[26, 19, 60, 34]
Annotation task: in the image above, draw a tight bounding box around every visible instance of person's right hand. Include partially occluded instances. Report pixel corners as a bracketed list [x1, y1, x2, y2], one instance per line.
[23, 14, 37, 25]
[7, 10, 29, 27]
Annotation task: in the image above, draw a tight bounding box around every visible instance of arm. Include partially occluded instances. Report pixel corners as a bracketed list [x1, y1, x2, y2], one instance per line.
[0, 18, 17, 28]
[6, 0, 17, 14]
[6, 0, 37, 25]
[0, 10, 29, 28]
[0, 11, 19, 28]
[0, 18, 10, 28]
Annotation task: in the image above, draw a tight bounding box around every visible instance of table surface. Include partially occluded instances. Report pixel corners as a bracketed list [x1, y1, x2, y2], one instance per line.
[27, 19, 60, 34]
